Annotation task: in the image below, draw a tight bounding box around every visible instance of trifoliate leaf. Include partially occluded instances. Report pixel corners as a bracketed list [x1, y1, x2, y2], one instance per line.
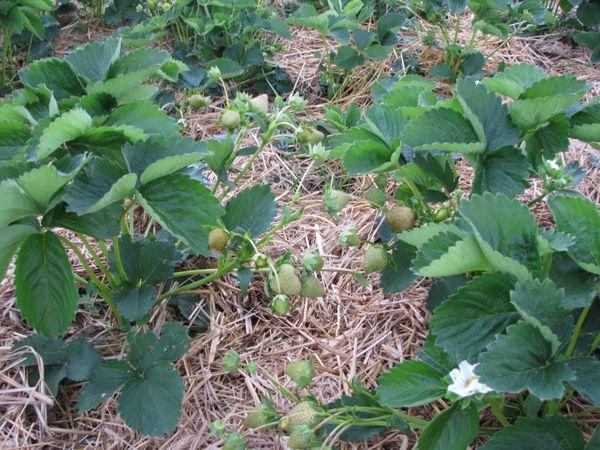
[376, 361, 446, 407]
[430, 272, 518, 361]
[128, 322, 190, 371]
[476, 321, 575, 400]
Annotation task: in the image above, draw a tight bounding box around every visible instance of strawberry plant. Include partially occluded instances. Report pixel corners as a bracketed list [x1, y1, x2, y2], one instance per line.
[287, 0, 405, 98]
[118, 0, 292, 91]
[246, 192, 600, 448]
[0, 0, 54, 90]
[1, 37, 316, 436]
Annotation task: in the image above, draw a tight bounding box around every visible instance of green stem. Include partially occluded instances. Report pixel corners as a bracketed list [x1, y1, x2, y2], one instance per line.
[156, 259, 241, 303]
[563, 305, 591, 359]
[527, 191, 548, 207]
[490, 399, 510, 427]
[111, 236, 129, 283]
[76, 233, 117, 287]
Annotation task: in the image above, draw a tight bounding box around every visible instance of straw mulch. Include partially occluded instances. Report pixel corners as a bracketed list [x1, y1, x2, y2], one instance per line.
[1, 9, 599, 450]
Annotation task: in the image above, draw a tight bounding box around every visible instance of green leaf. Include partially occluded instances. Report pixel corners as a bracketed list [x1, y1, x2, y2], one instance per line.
[510, 279, 573, 347]
[15, 232, 78, 338]
[114, 284, 156, 322]
[0, 224, 39, 280]
[566, 357, 600, 406]
[415, 234, 494, 277]
[17, 164, 82, 210]
[0, 120, 30, 160]
[459, 193, 540, 279]
[476, 321, 574, 400]
[376, 361, 446, 407]
[110, 236, 176, 284]
[430, 272, 518, 361]
[76, 360, 134, 411]
[380, 241, 418, 294]
[548, 193, 600, 274]
[124, 135, 208, 180]
[0, 180, 39, 228]
[332, 46, 365, 69]
[87, 72, 157, 105]
[418, 403, 479, 450]
[42, 203, 123, 240]
[483, 63, 548, 99]
[509, 94, 585, 131]
[19, 57, 87, 100]
[64, 157, 137, 215]
[107, 47, 170, 79]
[550, 253, 597, 308]
[403, 108, 484, 153]
[456, 78, 520, 151]
[473, 146, 530, 197]
[118, 362, 184, 436]
[398, 222, 463, 247]
[207, 58, 244, 79]
[222, 185, 276, 237]
[481, 416, 585, 449]
[343, 140, 392, 174]
[66, 37, 122, 83]
[36, 108, 93, 159]
[571, 102, 600, 143]
[104, 101, 178, 136]
[138, 174, 224, 255]
[521, 74, 588, 99]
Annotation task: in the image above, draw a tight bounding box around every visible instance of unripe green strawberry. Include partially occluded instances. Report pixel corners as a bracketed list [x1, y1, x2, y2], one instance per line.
[300, 276, 325, 299]
[385, 205, 415, 232]
[324, 189, 349, 216]
[243, 401, 278, 429]
[286, 360, 314, 389]
[221, 110, 241, 129]
[364, 188, 386, 208]
[288, 425, 318, 449]
[210, 419, 226, 437]
[147, 0, 157, 10]
[364, 245, 388, 273]
[308, 129, 324, 144]
[269, 264, 301, 296]
[339, 227, 360, 247]
[208, 228, 229, 252]
[434, 207, 449, 222]
[222, 432, 246, 450]
[251, 94, 269, 115]
[297, 128, 312, 143]
[269, 295, 293, 315]
[280, 401, 320, 431]
[189, 94, 210, 109]
[254, 253, 269, 269]
[302, 249, 324, 271]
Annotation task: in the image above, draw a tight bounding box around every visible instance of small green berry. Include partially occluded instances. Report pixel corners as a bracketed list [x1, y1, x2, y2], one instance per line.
[221, 110, 241, 129]
[300, 275, 325, 299]
[386, 205, 416, 233]
[286, 360, 314, 389]
[269, 295, 293, 315]
[222, 431, 246, 450]
[364, 245, 388, 273]
[302, 249, 324, 271]
[208, 228, 229, 252]
[189, 94, 210, 109]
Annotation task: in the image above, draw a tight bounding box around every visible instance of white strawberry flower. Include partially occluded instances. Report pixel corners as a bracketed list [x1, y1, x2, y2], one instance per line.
[447, 361, 493, 398]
